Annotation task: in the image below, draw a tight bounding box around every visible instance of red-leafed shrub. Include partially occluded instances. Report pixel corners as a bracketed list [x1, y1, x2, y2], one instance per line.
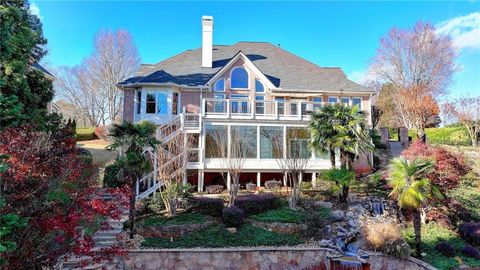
[435, 242, 456, 257]
[401, 141, 470, 192]
[462, 245, 480, 259]
[190, 197, 224, 217]
[0, 125, 128, 269]
[234, 194, 279, 215]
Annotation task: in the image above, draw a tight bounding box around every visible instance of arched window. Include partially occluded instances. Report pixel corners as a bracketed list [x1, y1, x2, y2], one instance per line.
[214, 79, 225, 92]
[230, 67, 249, 89]
[255, 79, 264, 93]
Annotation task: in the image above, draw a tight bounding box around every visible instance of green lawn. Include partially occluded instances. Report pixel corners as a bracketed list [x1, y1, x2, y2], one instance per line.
[142, 224, 303, 248]
[142, 212, 207, 227]
[405, 222, 480, 270]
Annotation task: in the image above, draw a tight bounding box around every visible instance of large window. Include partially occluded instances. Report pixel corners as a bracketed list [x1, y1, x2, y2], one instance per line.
[328, 96, 338, 104]
[255, 96, 265, 115]
[260, 126, 283, 159]
[214, 79, 225, 91]
[205, 125, 228, 158]
[312, 97, 322, 110]
[352, 97, 362, 109]
[341, 97, 350, 105]
[231, 126, 257, 158]
[231, 67, 249, 89]
[287, 127, 311, 159]
[276, 97, 285, 115]
[146, 91, 168, 115]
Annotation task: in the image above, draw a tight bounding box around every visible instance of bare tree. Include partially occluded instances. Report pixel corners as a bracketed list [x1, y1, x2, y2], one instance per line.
[273, 128, 309, 209]
[55, 30, 140, 126]
[444, 97, 480, 147]
[206, 126, 250, 206]
[370, 22, 457, 141]
[157, 132, 196, 216]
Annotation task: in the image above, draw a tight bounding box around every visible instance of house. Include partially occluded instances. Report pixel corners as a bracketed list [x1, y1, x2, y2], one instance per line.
[118, 16, 374, 198]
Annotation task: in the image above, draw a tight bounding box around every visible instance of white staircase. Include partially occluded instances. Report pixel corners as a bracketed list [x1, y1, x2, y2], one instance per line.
[135, 112, 200, 200]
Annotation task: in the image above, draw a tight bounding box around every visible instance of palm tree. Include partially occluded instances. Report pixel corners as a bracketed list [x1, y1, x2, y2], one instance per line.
[388, 157, 443, 257]
[310, 103, 373, 170]
[108, 121, 159, 239]
[309, 104, 340, 167]
[322, 168, 356, 203]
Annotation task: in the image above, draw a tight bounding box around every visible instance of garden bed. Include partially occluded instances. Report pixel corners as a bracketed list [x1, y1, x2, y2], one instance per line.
[138, 213, 214, 238]
[141, 224, 303, 248]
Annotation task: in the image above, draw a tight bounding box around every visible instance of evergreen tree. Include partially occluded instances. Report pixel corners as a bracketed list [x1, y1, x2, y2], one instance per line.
[0, 0, 54, 124]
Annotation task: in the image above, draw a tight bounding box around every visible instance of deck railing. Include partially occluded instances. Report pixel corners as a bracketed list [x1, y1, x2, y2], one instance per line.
[202, 98, 324, 120]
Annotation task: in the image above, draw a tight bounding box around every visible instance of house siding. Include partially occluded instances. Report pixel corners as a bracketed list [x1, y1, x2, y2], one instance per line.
[123, 90, 134, 122]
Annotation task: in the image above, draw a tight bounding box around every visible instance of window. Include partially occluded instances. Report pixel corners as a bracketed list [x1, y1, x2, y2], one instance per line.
[231, 126, 257, 158]
[214, 93, 226, 113]
[255, 79, 264, 93]
[231, 94, 249, 114]
[136, 90, 142, 114]
[276, 97, 285, 115]
[214, 79, 225, 91]
[352, 97, 362, 109]
[205, 125, 228, 158]
[312, 97, 322, 110]
[146, 92, 156, 114]
[156, 92, 168, 114]
[328, 97, 338, 103]
[260, 126, 283, 159]
[287, 128, 311, 159]
[173, 93, 179, 115]
[231, 67, 249, 89]
[341, 97, 350, 105]
[256, 96, 265, 115]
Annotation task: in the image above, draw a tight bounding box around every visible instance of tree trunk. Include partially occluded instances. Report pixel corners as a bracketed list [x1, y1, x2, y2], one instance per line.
[413, 209, 422, 257]
[340, 185, 349, 203]
[129, 180, 136, 239]
[417, 128, 427, 143]
[340, 151, 347, 169]
[329, 148, 336, 168]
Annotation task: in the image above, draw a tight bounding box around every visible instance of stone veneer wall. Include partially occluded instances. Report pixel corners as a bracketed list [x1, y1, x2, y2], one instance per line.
[109, 247, 437, 270]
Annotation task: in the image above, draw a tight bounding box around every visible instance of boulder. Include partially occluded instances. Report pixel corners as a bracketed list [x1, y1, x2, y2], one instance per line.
[314, 201, 333, 209]
[331, 210, 345, 221]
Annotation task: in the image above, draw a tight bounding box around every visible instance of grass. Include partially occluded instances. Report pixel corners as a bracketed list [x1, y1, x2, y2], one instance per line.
[141, 223, 303, 248]
[250, 207, 306, 223]
[408, 127, 471, 146]
[404, 222, 480, 270]
[142, 212, 207, 227]
[448, 179, 480, 221]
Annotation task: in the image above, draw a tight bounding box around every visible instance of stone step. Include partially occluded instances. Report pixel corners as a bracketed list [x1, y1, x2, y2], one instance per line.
[95, 240, 116, 247]
[93, 235, 117, 242]
[94, 229, 122, 237]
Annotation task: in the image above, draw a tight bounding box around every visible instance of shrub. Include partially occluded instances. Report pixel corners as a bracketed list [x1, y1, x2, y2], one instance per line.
[462, 245, 480, 259]
[143, 212, 206, 227]
[246, 182, 257, 192]
[448, 176, 480, 222]
[190, 197, 224, 217]
[205, 184, 224, 194]
[408, 127, 471, 146]
[222, 206, 245, 228]
[75, 127, 97, 141]
[103, 163, 123, 188]
[459, 222, 480, 246]
[401, 141, 470, 192]
[435, 242, 456, 257]
[301, 182, 312, 190]
[234, 194, 279, 215]
[303, 211, 328, 240]
[264, 180, 282, 189]
[362, 221, 410, 258]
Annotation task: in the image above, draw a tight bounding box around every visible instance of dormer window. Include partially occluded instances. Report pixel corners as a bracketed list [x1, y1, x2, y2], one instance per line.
[231, 67, 249, 89]
[255, 79, 264, 93]
[214, 78, 225, 91]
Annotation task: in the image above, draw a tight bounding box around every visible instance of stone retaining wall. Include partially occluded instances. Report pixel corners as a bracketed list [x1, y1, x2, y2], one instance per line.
[109, 247, 437, 270]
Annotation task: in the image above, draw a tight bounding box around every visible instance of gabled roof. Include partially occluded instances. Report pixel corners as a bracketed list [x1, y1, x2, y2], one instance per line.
[119, 42, 371, 93]
[32, 63, 54, 79]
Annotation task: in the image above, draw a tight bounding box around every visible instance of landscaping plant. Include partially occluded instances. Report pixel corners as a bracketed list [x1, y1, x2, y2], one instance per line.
[387, 157, 443, 257]
[321, 168, 355, 203]
[108, 121, 159, 239]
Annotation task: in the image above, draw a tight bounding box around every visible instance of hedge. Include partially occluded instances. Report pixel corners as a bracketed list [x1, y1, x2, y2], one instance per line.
[409, 127, 471, 146]
[76, 127, 97, 141]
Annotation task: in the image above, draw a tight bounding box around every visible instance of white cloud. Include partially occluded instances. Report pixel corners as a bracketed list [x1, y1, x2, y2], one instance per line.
[436, 12, 480, 50]
[29, 2, 43, 20]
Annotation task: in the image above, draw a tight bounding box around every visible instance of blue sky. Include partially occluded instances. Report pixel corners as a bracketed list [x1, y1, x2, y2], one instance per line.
[32, 1, 480, 98]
